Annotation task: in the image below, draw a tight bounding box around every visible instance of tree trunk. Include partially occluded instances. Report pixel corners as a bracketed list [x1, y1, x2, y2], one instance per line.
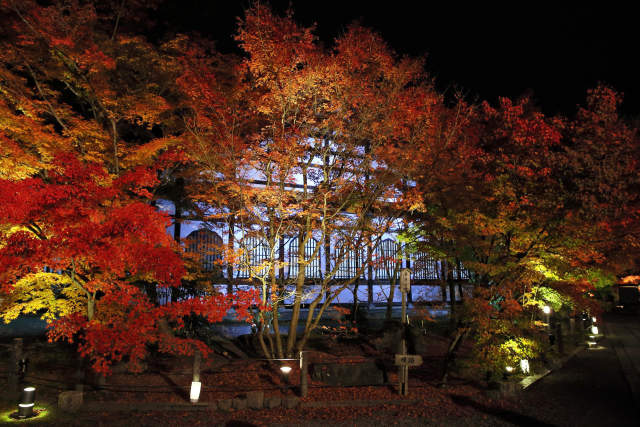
[171, 204, 182, 304]
[352, 282, 359, 322]
[386, 279, 396, 321]
[367, 241, 373, 306]
[440, 328, 469, 386]
[448, 280, 456, 315]
[271, 272, 285, 359]
[87, 297, 95, 321]
[286, 271, 305, 356]
[226, 216, 235, 295]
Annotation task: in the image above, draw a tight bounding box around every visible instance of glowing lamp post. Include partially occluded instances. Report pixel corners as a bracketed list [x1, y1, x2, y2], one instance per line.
[280, 365, 292, 395]
[542, 305, 551, 328]
[541, 305, 554, 345]
[17, 386, 36, 419]
[190, 381, 202, 404]
[503, 365, 515, 380]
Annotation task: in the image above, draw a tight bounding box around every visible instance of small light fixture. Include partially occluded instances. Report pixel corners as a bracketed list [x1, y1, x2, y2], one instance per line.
[591, 326, 599, 335]
[520, 359, 530, 375]
[505, 366, 515, 374]
[17, 386, 36, 419]
[542, 305, 551, 315]
[280, 365, 292, 375]
[280, 365, 292, 394]
[190, 381, 201, 403]
[592, 316, 597, 323]
[589, 335, 596, 339]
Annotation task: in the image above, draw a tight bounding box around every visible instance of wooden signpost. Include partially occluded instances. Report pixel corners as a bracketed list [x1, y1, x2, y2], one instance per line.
[395, 354, 423, 367]
[397, 268, 417, 396]
[400, 268, 410, 323]
[396, 341, 423, 396]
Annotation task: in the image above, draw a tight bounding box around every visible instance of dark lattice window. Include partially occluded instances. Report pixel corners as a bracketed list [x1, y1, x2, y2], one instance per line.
[185, 229, 223, 272]
[374, 239, 399, 280]
[334, 242, 363, 279]
[412, 252, 439, 280]
[238, 236, 270, 278]
[288, 237, 321, 278]
[453, 261, 470, 280]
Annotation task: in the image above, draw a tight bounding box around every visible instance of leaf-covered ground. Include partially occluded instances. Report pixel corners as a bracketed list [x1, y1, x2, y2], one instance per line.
[0, 332, 524, 425]
[9, 326, 635, 427]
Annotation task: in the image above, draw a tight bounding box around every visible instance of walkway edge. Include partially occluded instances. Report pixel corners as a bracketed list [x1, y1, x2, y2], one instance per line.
[80, 398, 421, 412]
[521, 344, 584, 391]
[602, 322, 640, 411]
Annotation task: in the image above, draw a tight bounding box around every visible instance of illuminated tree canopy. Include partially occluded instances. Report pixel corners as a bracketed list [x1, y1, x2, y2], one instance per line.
[0, 1, 638, 372]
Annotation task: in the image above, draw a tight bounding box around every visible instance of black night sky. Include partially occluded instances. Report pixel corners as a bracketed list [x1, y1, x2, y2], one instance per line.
[160, 1, 639, 118]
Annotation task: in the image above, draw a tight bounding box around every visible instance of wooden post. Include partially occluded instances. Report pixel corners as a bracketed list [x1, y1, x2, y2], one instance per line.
[8, 338, 23, 398]
[569, 317, 577, 344]
[400, 268, 410, 324]
[398, 339, 408, 396]
[399, 269, 411, 396]
[192, 349, 201, 383]
[74, 361, 85, 392]
[401, 286, 407, 325]
[556, 322, 564, 354]
[405, 256, 412, 304]
[299, 351, 308, 397]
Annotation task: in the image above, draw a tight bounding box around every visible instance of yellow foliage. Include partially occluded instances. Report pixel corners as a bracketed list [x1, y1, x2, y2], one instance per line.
[499, 337, 540, 360]
[0, 225, 36, 248]
[0, 272, 86, 323]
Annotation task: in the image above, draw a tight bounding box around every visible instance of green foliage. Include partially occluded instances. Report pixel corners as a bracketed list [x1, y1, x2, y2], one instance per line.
[478, 335, 543, 382]
[499, 337, 541, 365]
[577, 268, 616, 290]
[523, 285, 573, 313]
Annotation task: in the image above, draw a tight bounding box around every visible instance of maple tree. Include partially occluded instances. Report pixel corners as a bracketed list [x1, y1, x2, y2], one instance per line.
[174, 5, 438, 358]
[0, 0, 256, 374]
[403, 89, 639, 380]
[560, 86, 640, 275]
[1, 0, 638, 383]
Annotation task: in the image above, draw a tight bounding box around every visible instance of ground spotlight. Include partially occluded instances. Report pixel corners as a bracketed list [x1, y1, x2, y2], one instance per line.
[17, 386, 36, 419]
[190, 381, 201, 403]
[280, 365, 292, 394]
